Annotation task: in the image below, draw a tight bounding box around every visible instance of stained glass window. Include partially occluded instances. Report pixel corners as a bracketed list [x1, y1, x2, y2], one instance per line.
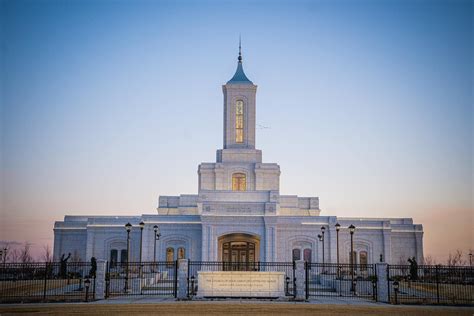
[236, 100, 244, 143]
[232, 173, 246, 191]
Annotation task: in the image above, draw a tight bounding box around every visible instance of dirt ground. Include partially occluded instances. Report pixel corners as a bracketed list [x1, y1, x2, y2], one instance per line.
[0, 302, 473, 316]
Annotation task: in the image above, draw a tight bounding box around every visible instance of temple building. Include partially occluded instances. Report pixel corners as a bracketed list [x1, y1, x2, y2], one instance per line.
[53, 46, 424, 266]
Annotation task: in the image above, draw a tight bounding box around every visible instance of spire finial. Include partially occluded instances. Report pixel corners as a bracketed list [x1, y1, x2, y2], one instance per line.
[238, 35, 242, 63]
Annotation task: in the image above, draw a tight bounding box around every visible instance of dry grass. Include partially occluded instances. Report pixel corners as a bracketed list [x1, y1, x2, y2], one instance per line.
[0, 279, 81, 297]
[0, 302, 473, 316]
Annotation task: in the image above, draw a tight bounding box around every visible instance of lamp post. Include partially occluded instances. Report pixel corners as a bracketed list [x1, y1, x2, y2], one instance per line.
[349, 224, 356, 292]
[139, 221, 145, 263]
[321, 226, 326, 265]
[469, 252, 472, 267]
[153, 225, 161, 263]
[335, 223, 340, 278]
[124, 222, 132, 293]
[318, 234, 323, 264]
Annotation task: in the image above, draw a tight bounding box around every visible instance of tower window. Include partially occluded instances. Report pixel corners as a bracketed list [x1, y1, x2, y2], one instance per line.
[235, 100, 244, 143]
[232, 173, 246, 191]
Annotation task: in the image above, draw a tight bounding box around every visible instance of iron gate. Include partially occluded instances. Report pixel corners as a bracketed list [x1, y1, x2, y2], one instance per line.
[105, 261, 177, 297]
[306, 263, 377, 300]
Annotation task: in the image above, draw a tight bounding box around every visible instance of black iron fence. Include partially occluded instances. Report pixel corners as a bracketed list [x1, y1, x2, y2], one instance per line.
[388, 264, 474, 305]
[305, 263, 377, 300]
[0, 262, 96, 303]
[105, 261, 177, 297]
[187, 261, 296, 298]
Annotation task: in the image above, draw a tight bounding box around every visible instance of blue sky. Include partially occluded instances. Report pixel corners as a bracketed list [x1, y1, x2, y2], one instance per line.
[1, 0, 472, 261]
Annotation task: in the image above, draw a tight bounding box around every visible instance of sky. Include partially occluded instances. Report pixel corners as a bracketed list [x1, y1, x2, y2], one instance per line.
[0, 0, 472, 262]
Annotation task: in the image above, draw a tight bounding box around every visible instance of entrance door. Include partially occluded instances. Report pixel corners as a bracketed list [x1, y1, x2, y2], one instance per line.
[222, 241, 256, 271]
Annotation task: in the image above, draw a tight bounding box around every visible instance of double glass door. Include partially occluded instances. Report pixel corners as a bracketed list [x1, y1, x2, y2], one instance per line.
[222, 241, 256, 271]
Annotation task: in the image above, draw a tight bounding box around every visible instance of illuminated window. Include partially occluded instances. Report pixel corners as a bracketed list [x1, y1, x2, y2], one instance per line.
[232, 173, 246, 191]
[235, 100, 244, 143]
[178, 247, 185, 259]
[166, 247, 174, 262]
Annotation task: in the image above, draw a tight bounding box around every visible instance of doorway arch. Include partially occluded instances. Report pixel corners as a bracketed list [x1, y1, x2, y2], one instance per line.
[218, 233, 260, 270]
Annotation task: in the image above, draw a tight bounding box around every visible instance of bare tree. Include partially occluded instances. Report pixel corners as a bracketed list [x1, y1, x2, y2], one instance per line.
[19, 242, 33, 263]
[8, 248, 20, 263]
[42, 245, 52, 262]
[0, 243, 10, 263]
[423, 255, 437, 266]
[446, 249, 465, 266]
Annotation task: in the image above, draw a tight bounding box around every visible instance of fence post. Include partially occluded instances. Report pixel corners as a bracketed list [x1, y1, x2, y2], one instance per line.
[43, 262, 48, 302]
[305, 262, 309, 300]
[376, 263, 389, 303]
[177, 259, 188, 299]
[294, 260, 306, 301]
[435, 265, 440, 304]
[94, 260, 107, 300]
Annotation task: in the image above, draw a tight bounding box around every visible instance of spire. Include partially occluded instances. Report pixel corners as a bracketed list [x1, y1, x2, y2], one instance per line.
[227, 37, 253, 84]
[238, 35, 242, 63]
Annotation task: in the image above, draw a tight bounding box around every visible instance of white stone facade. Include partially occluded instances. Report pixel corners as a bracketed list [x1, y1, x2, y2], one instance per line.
[53, 53, 424, 266]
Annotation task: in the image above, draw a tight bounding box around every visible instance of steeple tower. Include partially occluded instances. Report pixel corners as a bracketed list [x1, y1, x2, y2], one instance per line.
[198, 42, 280, 193]
[222, 40, 257, 151]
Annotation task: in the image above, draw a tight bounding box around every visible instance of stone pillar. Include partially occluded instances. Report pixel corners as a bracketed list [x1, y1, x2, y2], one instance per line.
[177, 259, 189, 300]
[201, 225, 209, 261]
[294, 260, 306, 301]
[95, 260, 107, 300]
[415, 228, 424, 264]
[376, 263, 389, 303]
[382, 221, 392, 264]
[328, 217, 338, 264]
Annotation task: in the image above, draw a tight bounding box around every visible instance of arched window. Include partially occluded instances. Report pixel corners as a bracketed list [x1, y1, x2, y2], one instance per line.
[292, 249, 301, 261]
[232, 173, 246, 191]
[166, 247, 174, 262]
[120, 249, 128, 266]
[178, 247, 186, 259]
[110, 249, 118, 268]
[235, 100, 244, 143]
[303, 248, 312, 263]
[359, 251, 368, 271]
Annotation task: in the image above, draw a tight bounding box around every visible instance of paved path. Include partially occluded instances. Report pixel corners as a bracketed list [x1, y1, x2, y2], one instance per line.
[1, 299, 473, 315]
